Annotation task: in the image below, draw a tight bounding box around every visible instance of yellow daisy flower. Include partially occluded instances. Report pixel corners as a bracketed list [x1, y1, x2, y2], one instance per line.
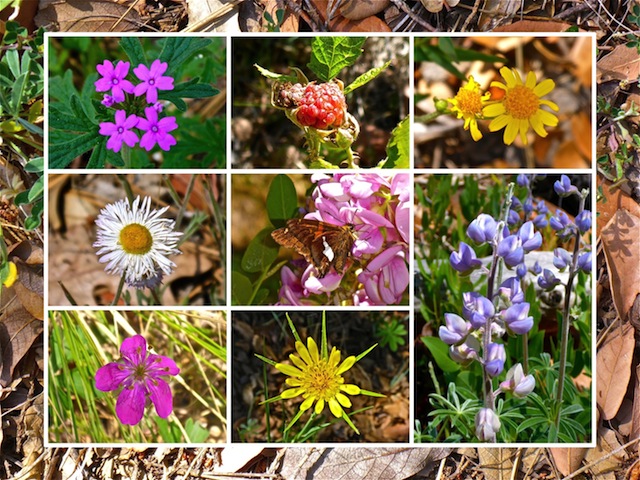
[483, 67, 559, 145]
[448, 75, 490, 141]
[258, 315, 383, 436]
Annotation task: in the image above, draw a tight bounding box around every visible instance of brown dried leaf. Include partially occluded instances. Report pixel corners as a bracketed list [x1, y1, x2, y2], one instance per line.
[0, 294, 42, 387]
[584, 426, 627, 476]
[34, 0, 141, 32]
[549, 448, 587, 476]
[492, 20, 577, 32]
[600, 209, 640, 320]
[278, 448, 450, 480]
[597, 44, 640, 83]
[14, 261, 43, 321]
[597, 178, 640, 239]
[341, 0, 390, 20]
[596, 322, 634, 420]
[477, 448, 514, 480]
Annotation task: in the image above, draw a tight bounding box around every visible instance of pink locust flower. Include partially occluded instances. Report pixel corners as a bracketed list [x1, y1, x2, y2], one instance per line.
[95, 335, 179, 425]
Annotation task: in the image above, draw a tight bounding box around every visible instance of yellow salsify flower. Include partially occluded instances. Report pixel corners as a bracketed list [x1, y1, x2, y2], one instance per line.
[447, 75, 491, 141]
[258, 314, 384, 436]
[483, 66, 559, 146]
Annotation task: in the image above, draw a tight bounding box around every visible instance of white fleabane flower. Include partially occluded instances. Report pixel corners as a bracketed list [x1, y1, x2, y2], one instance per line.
[93, 196, 182, 288]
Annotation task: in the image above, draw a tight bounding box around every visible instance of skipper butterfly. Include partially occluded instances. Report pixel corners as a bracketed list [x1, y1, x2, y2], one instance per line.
[271, 218, 356, 278]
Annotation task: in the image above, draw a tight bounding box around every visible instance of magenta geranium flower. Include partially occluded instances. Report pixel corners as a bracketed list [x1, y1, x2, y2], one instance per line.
[99, 110, 140, 153]
[95, 60, 135, 103]
[95, 335, 179, 425]
[137, 106, 178, 151]
[133, 59, 175, 104]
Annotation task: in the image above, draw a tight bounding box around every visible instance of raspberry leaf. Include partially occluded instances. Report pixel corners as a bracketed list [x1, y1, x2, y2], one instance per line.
[308, 37, 365, 82]
[344, 60, 391, 95]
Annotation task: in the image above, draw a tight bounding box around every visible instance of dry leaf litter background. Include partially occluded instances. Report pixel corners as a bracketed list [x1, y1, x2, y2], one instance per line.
[2, 0, 635, 478]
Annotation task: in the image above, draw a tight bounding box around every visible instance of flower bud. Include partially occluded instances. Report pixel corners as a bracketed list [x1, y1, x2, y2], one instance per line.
[538, 268, 561, 290]
[500, 363, 535, 398]
[476, 408, 501, 442]
[467, 214, 497, 245]
[578, 251, 592, 273]
[554, 175, 579, 197]
[575, 210, 591, 233]
[439, 313, 470, 345]
[553, 247, 573, 270]
[485, 342, 506, 377]
[450, 242, 482, 276]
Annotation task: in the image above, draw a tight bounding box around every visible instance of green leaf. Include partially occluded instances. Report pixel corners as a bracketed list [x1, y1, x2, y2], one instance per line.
[421, 336, 460, 373]
[308, 37, 365, 82]
[49, 132, 100, 169]
[4, 48, 19, 79]
[241, 228, 279, 273]
[49, 104, 93, 132]
[159, 78, 218, 111]
[24, 201, 43, 230]
[120, 37, 147, 67]
[343, 60, 390, 95]
[382, 116, 410, 168]
[27, 176, 43, 203]
[14, 190, 28, 205]
[266, 174, 298, 226]
[439, 38, 458, 62]
[24, 156, 44, 173]
[160, 37, 212, 76]
[232, 272, 253, 305]
[9, 72, 26, 115]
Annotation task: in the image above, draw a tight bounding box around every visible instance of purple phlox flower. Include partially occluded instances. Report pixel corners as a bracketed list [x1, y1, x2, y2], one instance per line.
[133, 59, 174, 104]
[450, 242, 482, 275]
[497, 277, 525, 305]
[553, 247, 573, 270]
[554, 175, 579, 197]
[95, 335, 179, 425]
[500, 363, 535, 398]
[516, 174, 530, 187]
[476, 408, 501, 442]
[507, 209, 521, 226]
[102, 94, 115, 107]
[137, 106, 178, 152]
[485, 342, 506, 377]
[538, 268, 561, 291]
[153, 102, 165, 113]
[98, 110, 139, 153]
[467, 214, 497, 244]
[439, 313, 471, 345]
[95, 60, 135, 103]
[502, 302, 534, 335]
[462, 291, 495, 329]
[518, 221, 542, 252]
[575, 210, 591, 233]
[449, 336, 480, 366]
[497, 235, 524, 267]
[515, 263, 527, 279]
[578, 251, 592, 273]
[359, 244, 408, 305]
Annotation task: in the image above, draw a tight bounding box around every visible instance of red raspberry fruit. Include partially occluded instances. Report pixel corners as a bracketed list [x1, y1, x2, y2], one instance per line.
[295, 82, 346, 130]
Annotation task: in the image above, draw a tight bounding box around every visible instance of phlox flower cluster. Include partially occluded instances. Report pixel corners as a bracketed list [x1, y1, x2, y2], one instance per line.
[441, 204, 539, 441]
[446, 66, 559, 146]
[95, 59, 177, 153]
[278, 173, 410, 306]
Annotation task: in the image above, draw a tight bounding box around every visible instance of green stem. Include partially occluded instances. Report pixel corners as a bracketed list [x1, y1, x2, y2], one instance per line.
[117, 175, 135, 203]
[121, 145, 132, 169]
[415, 110, 449, 124]
[553, 192, 587, 437]
[111, 274, 126, 306]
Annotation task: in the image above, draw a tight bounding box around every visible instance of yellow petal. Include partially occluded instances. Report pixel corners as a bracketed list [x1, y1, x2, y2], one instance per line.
[500, 67, 518, 88]
[525, 71, 537, 89]
[295, 340, 312, 365]
[337, 355, 356, 375]
[519, 119, 529, 145]
[328, 347, 341, 367]
[335, 392, 352, 408]
[315, 398, 325, 414]
[328, 398, 344, 418]
[488, 114, 510, 132]
[537, 109, 559, 127]
[539, 99, 560, 112]
[534, 78, 555, 97]
[281, 387, 304, 399]
[300, 396, 314, 412]
[276, 363, 303, 377]
[469, 119, 483, 141]
[503, 120, 519, 145]
[483, 103, 505, 118]
[2, 261, 17, 288]
[307, 337, 319, 363]
[340, 384, 361, 395]
[290, 354, 306, 370]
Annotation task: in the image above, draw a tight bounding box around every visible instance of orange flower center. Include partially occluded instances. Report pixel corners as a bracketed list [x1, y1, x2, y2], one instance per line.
[303, 360, 342, 400]
[455, 89, 483, 115]
[120, 223, 153, 254]
[503, 85, 539, 119]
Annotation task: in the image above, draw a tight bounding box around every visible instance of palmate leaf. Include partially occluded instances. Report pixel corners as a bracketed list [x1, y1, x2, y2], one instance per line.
[308, 37, 365, 82]
[160, 78, 218, 111]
